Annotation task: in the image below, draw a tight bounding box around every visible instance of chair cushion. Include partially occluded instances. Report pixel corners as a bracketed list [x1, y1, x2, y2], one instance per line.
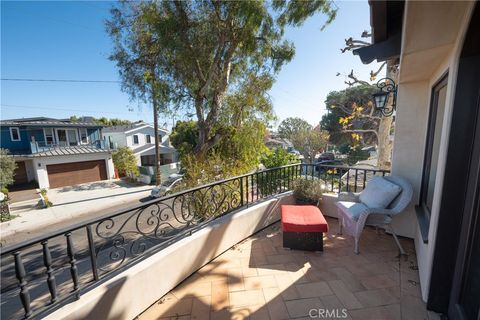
[281, 205, 328, 233]
[336, 201, 369, 221]
[359, 176, 402, 209]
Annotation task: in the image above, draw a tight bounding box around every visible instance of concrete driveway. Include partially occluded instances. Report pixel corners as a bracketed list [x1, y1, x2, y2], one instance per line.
[48, 179, 152, 207]
[1, 179, 154, 245]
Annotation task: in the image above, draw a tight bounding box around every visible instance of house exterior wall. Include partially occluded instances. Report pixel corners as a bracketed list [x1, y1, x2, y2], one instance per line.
[0, 125, 103, 153]
[125, 126, 158, 147]
[391, 1, 475, 301]
[104, 132, 127, 148]
[0, 126, 31, 151]
[33, 153, 115, 189]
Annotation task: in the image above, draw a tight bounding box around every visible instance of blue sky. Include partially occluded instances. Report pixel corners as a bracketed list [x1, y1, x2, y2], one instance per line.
[1, 1, 380, 129]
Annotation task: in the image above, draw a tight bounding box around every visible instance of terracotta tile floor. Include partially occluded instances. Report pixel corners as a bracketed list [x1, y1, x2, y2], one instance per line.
[137, 217, 437, 320]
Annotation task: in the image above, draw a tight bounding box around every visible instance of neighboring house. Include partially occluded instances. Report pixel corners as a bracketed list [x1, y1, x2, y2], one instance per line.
[103, 122, 177, 167]
[355, 1, 479, 317]
[0, 117, 115, 189]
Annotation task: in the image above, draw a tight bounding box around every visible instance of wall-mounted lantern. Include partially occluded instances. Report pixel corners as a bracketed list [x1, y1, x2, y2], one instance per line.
[372, 77, 397, 117]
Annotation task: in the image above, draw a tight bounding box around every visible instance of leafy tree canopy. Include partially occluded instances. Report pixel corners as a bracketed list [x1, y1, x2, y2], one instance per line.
[69, 116, 131, 126]
[112, 147, 139, 177]
[278, 117, 312, 140]
[0, 149, 16, 189]
[260, 147, 298, 168]
[320, 84, 377, 146]
[291, 128, 329, 163]
[107, 0, 336, 157]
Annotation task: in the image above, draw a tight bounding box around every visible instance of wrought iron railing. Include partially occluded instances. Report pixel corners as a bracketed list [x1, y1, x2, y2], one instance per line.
[0, 163, 388, 319]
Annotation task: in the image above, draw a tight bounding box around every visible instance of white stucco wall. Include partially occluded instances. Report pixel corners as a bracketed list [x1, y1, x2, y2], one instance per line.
[33, 153, 115, 189]
[104, 132, 127, 148]
[46, 194, 295, 320]
[392, 1, 475, 301]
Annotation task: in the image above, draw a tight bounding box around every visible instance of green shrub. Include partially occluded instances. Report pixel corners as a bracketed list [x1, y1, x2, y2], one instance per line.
[113, 147, 140, 178]
[292, 178, 324, 204]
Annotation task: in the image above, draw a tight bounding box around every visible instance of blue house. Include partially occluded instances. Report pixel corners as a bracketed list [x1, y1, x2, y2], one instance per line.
[0, 117, 115, 189]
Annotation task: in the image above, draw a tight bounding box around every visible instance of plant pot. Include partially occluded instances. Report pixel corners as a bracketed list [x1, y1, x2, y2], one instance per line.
[295, 198, 318, 205]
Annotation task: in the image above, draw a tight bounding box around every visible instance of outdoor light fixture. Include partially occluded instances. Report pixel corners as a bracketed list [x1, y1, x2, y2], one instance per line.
[372, 77, 397, 117]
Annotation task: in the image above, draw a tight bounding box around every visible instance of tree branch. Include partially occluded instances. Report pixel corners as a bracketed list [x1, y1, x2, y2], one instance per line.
[342, 129, 378, 140]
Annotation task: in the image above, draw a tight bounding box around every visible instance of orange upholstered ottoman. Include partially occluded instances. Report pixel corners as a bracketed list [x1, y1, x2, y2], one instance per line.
[281, 205, 328, 251]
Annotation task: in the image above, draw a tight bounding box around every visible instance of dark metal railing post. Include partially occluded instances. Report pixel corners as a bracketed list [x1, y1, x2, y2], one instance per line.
[66, 232, 80, 299]
[363, 169, 367, 191]
[346, 169, 350, 192]
[86, 225, 99, 281]
[251, 174, 254, 202]
[339, 168, 343, 193]
[14, 251, 32, 318]
[354, 169, 358, 192]
[240, 177, 244, 206]
[42, 240, 58, 303]
[255, 172, 259, 200]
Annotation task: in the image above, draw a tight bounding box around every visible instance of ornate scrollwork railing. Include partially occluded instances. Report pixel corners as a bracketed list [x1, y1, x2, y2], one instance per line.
[0, 163, 388, 319]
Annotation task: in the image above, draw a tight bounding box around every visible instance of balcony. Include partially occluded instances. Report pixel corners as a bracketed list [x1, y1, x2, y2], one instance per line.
[0, 164, 433, 320]
[29, 140, 110, 155]
[138, 219, 427, 320]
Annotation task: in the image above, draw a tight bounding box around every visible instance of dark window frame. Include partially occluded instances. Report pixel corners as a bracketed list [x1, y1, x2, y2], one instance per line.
[133, 134, 139, 145]
[416, 72, 449, 243]
[146, 135, 151, 144]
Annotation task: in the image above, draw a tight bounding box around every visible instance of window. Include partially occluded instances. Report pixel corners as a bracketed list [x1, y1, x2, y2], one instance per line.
[141, 155, 155, 166]
[9, 127, 20, 141]
[44, 128, 54, 145]
[56, 129, 79, 146]
[146, 135, 151, 144]
[133, 135, 139, 144]
[80, 128, 88, 144]
[419, 75, 448, 220]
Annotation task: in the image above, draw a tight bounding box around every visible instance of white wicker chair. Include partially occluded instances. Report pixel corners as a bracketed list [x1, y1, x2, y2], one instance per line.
[335, 176, 413, 254]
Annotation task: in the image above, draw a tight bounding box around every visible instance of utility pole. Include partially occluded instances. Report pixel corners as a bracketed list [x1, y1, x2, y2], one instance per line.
[150, 66, 162, 186]
[153, 98, 162, 185]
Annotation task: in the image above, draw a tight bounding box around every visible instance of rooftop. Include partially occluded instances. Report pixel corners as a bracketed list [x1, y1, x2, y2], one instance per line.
[138, 218, 433, 320]
[0, 117, 103, 128]
[102, 122, 169, 134]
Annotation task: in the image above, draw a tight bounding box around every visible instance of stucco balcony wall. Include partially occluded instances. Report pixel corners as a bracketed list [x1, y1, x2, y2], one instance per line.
[46, 193, 295, 320]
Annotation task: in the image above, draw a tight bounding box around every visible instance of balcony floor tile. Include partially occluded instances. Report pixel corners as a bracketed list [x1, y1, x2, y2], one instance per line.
[138, 217, 427, 320]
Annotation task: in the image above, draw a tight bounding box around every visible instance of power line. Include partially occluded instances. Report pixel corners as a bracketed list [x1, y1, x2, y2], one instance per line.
[1, 78, 121, 83]
[1, 104, 146, 116]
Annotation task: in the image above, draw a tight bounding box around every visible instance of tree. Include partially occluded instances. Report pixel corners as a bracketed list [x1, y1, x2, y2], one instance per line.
[291, 128, 329, 163]
[331, 30, 398, 169]
[107, 0, 337, 159]
[278, 117, 312, 140]
[320, 85, 378, 146]
[170, 121, 199, 157]
[0, 149, 16, 189]
[112, 147, 139, 178]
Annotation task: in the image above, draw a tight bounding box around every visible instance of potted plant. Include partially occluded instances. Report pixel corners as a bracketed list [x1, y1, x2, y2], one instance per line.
[39, 188, 53, 208]
[292, 178, 323, 205]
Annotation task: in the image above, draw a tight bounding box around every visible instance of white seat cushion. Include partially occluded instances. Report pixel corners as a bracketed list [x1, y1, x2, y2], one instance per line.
[359, 177, 402, 209]
[336, 201, 369, 221]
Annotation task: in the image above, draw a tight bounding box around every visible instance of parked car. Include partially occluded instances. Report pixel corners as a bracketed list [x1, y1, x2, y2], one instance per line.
[150, 174, 184, 198]
[317, 152, 335, 161]
[315, 159, 344, 173]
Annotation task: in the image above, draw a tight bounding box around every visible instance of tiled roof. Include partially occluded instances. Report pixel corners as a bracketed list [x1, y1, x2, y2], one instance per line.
[0, 117, 103, 128]
[13, 146, 110, 158]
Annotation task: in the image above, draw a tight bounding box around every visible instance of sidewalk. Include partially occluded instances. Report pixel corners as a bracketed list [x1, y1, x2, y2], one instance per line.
[1, 180, 153, 244]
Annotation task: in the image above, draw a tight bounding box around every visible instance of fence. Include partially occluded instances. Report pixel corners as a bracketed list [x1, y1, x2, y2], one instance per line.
[0, 163, 388, 319]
